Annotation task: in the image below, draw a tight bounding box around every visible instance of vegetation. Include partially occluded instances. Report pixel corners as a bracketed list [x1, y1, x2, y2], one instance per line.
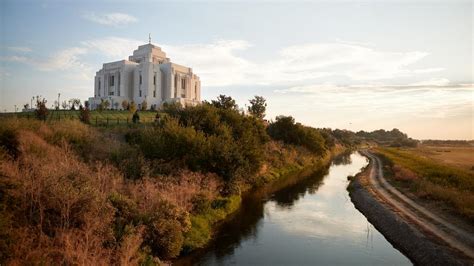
[357, 128, 418, 147]
[267, 115, 329, 154]
[375, 147, 474, 221]
[247, 95, 267, 119]
[0, 94, 357, 264]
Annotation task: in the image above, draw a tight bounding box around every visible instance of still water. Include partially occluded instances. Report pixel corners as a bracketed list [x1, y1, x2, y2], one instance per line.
[177, 152, 411, 265]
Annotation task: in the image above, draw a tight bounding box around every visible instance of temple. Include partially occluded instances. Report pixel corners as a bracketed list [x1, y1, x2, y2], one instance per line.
[89, 41, 201, 110]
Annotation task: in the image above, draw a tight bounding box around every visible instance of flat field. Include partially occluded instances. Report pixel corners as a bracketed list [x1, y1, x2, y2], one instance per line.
[375, 145, 474, 221]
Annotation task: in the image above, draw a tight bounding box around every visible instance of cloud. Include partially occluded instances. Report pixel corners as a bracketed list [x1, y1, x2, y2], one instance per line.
[82, 37, 142, 59]
[82, 12, 138, 26]
[6, 46, 32, 53]
[0, 37, 447, 87]
[162, 40, 255, 86]
[0, 55, 29, 63]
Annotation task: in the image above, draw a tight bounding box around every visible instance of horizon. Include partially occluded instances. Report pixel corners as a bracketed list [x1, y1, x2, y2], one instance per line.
[0, 0, 472, 140]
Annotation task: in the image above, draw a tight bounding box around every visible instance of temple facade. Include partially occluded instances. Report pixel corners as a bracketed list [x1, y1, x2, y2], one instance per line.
[89, 42, 201, 110]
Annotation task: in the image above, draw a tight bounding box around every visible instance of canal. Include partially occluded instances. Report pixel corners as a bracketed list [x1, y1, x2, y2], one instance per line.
[176, 152, 411, 265]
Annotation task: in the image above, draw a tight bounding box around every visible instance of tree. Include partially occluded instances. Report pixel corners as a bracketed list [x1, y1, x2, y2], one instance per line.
[129, 101, 137, 113]
[114, 102, 120, 110]
[69, 98, 81, 110]
[132, 111, 140, 123]
[23, 103, 29, 111]
[211, 95, 238, 110]
[103, 100, 110, 110]
[141, 100, 148, 111]
[247, 96, 267, 119]
[34, 97, 48, 121]
[122, 100, 129, 110]
[61, 100, 68, 110]
[79, 105, 90, 124]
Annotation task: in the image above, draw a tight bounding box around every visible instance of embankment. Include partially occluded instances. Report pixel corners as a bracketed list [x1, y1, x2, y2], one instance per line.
[348, 153, 471, 265]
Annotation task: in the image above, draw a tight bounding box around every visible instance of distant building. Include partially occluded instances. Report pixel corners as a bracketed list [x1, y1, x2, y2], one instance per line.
[89, 41, 201, 110]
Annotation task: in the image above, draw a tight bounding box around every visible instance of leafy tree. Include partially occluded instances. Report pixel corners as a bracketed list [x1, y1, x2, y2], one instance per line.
[61, 100, 68, 110]
[79, 105, 90, 124]
[132, 111, 140, 124]
[69, 98, 81, 110]
[23, 103, 29, 110]
[122, 100, 129, 110]
[247, 95, 267, 119]
[141, 100, 148, 111]
[267, 115, 327, 155]
[129, 101, 137, 113]
[34, 97, 48, 121]
[211, 95, 238, 110]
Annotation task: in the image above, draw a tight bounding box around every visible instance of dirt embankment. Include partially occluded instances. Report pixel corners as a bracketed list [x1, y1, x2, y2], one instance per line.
[348, 153, 472, 265]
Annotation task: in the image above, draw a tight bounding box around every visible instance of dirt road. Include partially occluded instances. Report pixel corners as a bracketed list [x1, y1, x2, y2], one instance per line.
[349, 150, 474, 265]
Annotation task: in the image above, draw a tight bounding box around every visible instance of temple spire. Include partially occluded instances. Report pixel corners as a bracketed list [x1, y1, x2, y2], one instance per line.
[148, 33, 151, 44]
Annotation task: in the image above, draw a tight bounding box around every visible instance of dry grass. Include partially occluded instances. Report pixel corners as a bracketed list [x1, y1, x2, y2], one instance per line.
[404, 145, 474, 171]
[376, 146, 474, 221]
[0, 118, 228, 264]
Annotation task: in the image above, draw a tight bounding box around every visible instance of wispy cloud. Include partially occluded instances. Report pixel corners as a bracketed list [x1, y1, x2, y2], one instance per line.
[82, 12, 138, 26]
[6, 46, 32, 53]
[82, 37, 142, 59]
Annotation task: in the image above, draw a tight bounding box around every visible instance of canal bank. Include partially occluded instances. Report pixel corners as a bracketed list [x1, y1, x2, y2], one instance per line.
[175, 152, 410, 265]
[348, 151, 472, 265]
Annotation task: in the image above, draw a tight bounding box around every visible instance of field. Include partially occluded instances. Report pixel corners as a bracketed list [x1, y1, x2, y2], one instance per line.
[375, 145, 474, 221]
[406, 145, 474, 171]
[0, 110, 159, 126]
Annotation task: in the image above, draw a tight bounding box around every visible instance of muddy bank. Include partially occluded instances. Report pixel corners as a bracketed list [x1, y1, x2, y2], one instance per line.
[348, 160, 471, 266]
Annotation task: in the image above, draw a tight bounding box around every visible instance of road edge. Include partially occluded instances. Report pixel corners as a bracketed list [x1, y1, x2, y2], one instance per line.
[347, 154, 470, 266]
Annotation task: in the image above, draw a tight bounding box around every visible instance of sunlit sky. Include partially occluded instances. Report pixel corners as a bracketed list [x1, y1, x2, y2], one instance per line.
[1, 0, 472, 139]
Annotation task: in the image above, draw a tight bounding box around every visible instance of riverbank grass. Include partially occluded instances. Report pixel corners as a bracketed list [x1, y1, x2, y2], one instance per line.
[183, 195, 241, 252]
[375, 147, 474, 221]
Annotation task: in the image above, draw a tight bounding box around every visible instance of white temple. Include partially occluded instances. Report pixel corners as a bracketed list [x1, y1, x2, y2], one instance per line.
[89, 39, 201, 110]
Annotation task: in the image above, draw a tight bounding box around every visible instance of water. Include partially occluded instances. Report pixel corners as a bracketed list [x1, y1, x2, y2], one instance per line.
[176, 152, 411, 265]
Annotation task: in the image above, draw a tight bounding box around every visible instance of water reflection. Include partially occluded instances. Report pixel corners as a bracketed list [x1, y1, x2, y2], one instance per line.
[175, 153, 410, 266]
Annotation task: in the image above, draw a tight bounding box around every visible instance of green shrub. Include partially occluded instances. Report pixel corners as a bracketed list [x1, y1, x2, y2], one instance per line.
[267, 115, 327, 155]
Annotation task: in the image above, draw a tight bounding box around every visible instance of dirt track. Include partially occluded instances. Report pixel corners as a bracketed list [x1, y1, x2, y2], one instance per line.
[348, 150, 474, 265]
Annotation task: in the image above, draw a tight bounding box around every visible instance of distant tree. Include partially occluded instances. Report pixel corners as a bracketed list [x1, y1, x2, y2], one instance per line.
[211, 95, 238, 110]
[141, 100, 148, 111]
[79, 105, 90, 124]
[69, 98, 81, 110]
[122, 100, 129, 110]
[129, 101, 137, 113]
[61, 100, 68, 110]
[54, 100, 59, 110]
[34, 97, 48, 121]
[23, 103, 29, 111]
[247, 95, 267, 119]
[84, 100, 89, 109]
[114, 102, 119, 110]
[103, 100, 110, 110]
[132, 111, 140, 123]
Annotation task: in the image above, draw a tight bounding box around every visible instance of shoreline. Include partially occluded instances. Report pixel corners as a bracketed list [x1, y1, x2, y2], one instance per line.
[174, 148, 349, 264]
[348, 152, 471, 265]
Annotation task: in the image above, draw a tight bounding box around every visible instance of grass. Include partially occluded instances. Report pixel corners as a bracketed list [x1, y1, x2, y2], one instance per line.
[183, 195, 241, 252]
[405, 145, 474, 171]
[1, 110, 159, 126]
[375, 146, 474, 221]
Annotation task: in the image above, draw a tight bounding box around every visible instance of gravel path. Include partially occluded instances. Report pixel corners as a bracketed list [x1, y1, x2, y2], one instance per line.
[348, 150, 474, 265]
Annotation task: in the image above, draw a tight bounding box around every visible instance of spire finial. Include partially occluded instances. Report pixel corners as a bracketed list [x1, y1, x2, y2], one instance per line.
[148, 33, 151, 44]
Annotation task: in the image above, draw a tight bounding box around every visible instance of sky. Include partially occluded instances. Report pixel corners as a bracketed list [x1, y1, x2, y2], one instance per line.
[0, 0, 472, 140]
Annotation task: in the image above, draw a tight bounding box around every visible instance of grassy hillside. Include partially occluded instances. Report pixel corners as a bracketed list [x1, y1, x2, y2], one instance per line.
[0, 101, 347, 264]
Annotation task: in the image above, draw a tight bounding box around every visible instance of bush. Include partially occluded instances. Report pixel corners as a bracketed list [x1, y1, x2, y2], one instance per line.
[79, 105, 91, 124]
[267, 116, 327, 155]
[34, 98, 48, 120]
